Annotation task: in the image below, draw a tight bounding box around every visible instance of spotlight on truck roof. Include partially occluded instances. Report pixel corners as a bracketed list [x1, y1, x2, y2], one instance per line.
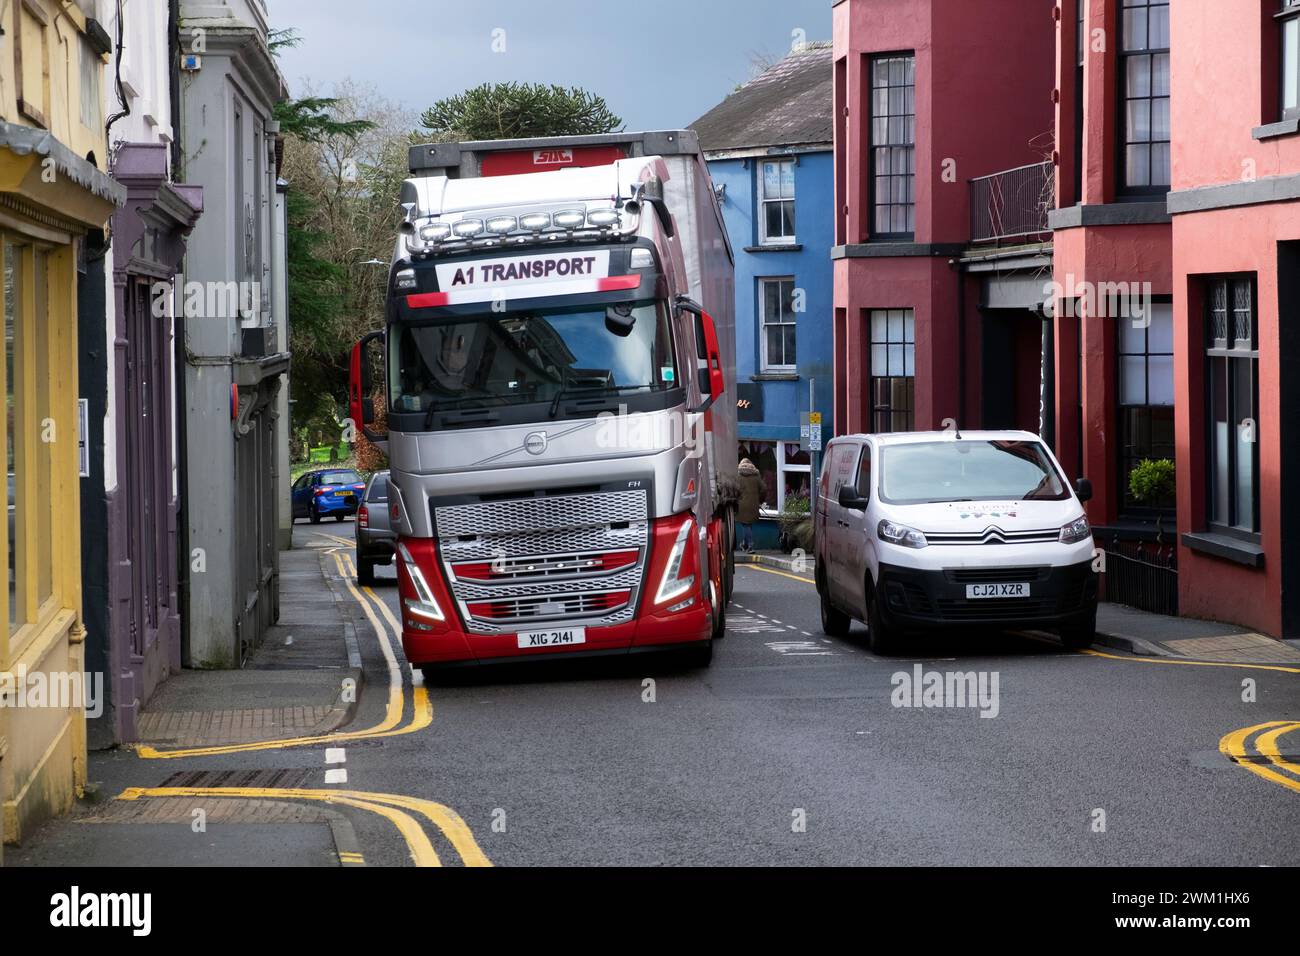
[552, 209, 586, 229]
[452, 218, 485, 238]
[486, 215, 518, 234]
[586, 209, 620, 227]
[519, 212, 552, 231]
[419, 222, 452, 242]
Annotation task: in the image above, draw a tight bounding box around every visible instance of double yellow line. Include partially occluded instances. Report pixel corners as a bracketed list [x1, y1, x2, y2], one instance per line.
[745, 562, 1300, 799]
[117, 785, 491, 867]
[1219, 721, 1300, 796]
[137, 540, 428, 759]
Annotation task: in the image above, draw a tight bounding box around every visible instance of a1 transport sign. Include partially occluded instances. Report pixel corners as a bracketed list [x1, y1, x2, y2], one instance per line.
[432, 250, 622, 305]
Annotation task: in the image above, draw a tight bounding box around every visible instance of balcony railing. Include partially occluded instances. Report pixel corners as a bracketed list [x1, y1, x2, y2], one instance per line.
[969, 161, 1054, 244]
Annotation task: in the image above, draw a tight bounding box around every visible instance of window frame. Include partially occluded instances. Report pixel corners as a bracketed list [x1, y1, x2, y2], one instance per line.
[1204, 276, 1261, 541]
[1116, 297, 1176, 518]
[867, 51, 917, 241]
[1280, 0, 1300, 121]
[868, 308, 916, 433]
[758, 276, 797, 373]
[757, 158, 797, 245]
[1117, 0, 1171, 196]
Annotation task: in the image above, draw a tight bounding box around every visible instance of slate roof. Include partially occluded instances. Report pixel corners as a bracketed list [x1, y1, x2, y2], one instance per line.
[690, 43, 833, 153]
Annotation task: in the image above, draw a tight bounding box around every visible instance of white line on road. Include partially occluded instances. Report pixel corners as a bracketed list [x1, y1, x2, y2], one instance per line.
[324, 768, 349, 785]
[325, 747, 347, 765]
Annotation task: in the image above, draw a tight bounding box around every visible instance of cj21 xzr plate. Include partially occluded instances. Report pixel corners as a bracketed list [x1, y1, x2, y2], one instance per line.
[517, 626, 587, 649]
[966, 583, 1031, 599]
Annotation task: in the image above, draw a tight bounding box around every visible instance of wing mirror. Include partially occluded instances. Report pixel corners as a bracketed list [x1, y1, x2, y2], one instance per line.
[605, 303, 636, 337]
[1074, 478, 1093, 503]
[838, 485, 869, 511]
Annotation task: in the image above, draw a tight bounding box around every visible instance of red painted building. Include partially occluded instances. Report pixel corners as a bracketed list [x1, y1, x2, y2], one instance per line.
[835, 0, 1300, 638]
[831, 0, 1057, 439]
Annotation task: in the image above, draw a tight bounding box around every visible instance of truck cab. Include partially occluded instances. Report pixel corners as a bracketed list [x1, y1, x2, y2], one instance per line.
[350, 132, 737, 674]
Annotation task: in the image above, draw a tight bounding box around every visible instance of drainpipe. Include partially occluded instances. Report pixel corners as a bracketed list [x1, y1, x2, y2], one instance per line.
[950, 257, 967, 429]
[169, 0, 191, 665]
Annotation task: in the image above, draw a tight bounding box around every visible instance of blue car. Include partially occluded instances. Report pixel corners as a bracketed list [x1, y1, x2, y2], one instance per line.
[291, 468, 366, 523]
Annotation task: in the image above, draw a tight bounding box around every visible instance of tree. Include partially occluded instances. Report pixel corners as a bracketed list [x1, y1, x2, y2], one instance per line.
[419, 82, 623, 141]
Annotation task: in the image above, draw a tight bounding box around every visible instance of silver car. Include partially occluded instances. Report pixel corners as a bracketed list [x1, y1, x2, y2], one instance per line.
[355, 471, 397, 585]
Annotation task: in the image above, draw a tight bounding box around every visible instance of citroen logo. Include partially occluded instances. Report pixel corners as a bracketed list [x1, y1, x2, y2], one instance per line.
[523, 431, 548, 456]
[981, 526, 1008, 544]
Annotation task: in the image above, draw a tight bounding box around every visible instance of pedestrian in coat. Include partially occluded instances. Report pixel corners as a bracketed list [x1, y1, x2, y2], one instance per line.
[736, 458, 765, 553]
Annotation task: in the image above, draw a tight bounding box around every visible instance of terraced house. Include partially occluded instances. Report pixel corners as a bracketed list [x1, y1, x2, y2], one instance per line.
[0, 0, 123, 855]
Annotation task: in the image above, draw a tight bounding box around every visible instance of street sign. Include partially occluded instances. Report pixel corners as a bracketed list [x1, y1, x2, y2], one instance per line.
[800, 411, 823, 452]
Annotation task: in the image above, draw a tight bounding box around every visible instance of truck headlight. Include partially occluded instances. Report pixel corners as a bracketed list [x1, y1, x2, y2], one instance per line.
[1059, 515, 1091, 544]
[397, 542, 445, 621]
[878, 520, 927, 549]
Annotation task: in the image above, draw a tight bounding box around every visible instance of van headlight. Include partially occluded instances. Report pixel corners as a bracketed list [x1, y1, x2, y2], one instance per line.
[1059, 515, 1091, 544]
[878, 520, 928, 549]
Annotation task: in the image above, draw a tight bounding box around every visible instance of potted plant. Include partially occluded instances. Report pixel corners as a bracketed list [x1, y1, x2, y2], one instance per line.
[1128, 457, 1175, 541]
[777, 493, 813, 554]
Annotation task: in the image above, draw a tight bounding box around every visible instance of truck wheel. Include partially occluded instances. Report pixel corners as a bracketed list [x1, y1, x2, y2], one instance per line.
[357, 558, 375, 586]
[683, 640, 713, 668]
[1059, 614, 1096, 651]
[866, 580, 898, 655]
[711, 586, 727, 640]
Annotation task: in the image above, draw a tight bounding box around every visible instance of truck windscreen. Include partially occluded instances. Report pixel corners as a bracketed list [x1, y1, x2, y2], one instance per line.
[389, 299, 679, 424]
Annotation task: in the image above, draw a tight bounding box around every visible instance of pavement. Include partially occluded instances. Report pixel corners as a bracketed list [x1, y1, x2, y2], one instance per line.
[9, 530, 1300, 867]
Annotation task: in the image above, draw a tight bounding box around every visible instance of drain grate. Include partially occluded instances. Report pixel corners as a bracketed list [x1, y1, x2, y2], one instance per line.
[158, 768, 318, 789]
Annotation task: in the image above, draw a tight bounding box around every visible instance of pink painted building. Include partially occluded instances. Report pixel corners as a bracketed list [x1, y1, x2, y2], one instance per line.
[836, 0, 1300, 638]
[1054, 0, 1300, 637]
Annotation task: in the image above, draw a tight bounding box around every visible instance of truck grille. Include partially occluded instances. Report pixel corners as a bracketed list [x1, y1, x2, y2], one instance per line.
[435, 490, 649, 634]
[924, 528, 1060, 546]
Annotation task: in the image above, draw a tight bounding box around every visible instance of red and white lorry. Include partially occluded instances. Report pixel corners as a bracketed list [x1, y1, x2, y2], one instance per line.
[349, 131, 737, 675]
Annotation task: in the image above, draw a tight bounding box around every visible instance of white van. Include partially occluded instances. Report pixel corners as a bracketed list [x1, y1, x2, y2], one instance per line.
[814, 430, 1099, 653]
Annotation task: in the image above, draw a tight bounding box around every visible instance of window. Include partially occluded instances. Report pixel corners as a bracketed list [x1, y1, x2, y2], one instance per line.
[870, 53, 916, 239]
[1118, 301, 1175, 514]
[869, 309, 915, 432]
[758, 159, 795, 244]
[79, 35, 101, 129]
[1120, 0, 1171, 192]
[855, 445, 872, 500]
[1282, 0, 1300, 119]
[759, 278, 797, 371]
[3, 237, 60, 641]
[741, 440, 811, 515]
[1206, 278, 1260, 536]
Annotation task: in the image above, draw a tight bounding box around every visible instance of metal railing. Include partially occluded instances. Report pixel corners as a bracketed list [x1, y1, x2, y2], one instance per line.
[1099, 535, 1179, 617]
[969, 161, 1054, 244]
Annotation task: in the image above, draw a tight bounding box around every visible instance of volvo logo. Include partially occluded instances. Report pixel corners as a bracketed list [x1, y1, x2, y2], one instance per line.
[523, 431, 548, 456]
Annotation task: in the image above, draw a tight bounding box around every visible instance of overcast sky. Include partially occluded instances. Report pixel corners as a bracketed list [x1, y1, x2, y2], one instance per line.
[268, 0, 832, 129]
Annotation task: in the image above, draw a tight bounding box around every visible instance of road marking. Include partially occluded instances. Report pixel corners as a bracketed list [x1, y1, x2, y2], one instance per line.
[338, 850, 366, 866]
[1219, 721, 1300, 796]
[742, 564, 815, 585]
[1082, 647, 1300, 675]
[118, 786, 446, 867]
[136, 549, 430, 758]
[325, 768, 349, 785]
[325, 747, 346, 764]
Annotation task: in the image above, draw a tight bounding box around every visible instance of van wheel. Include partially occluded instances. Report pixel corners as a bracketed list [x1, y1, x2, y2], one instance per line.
[866, 580, 898, 655]
[1059, 614, 1096, 651]
[818, 570, 850, 637]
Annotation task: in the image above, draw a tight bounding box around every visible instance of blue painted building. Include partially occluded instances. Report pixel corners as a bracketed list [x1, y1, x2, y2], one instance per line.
[691, 43, 834, 546]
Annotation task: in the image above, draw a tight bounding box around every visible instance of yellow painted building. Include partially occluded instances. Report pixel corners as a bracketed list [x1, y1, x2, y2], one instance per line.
[0, 0, 123, 858]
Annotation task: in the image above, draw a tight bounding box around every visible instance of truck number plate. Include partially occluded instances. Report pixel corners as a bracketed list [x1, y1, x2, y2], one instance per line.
[517, 627, 587, 649]
[965, 583, 1031, 599]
